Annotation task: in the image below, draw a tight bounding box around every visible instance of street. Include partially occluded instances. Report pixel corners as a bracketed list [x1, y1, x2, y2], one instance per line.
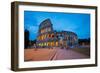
[24, 48, 89, 61]
[51, 48, 89, 60]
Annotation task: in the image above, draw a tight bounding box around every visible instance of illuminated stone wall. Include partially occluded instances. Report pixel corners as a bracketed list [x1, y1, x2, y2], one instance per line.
[36, 19, 78, 48]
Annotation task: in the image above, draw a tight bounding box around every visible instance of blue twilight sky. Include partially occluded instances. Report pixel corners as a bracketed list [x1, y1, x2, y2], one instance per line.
[24, 11, 90, 40]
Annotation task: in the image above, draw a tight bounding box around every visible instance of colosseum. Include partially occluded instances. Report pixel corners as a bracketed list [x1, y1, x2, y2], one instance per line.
[36, 19, 78, 48]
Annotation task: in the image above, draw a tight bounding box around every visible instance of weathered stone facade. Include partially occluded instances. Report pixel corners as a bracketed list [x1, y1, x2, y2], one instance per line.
[36, 19, 78, 48]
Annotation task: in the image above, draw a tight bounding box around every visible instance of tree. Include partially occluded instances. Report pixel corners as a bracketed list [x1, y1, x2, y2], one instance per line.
[24, 29, 29, 49]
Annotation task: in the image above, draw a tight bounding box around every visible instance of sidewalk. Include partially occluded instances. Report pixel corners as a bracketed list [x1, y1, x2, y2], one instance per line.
[24, 48, 57, 61]
[52, 48, 89, 60]
[24, 48, 89, 61]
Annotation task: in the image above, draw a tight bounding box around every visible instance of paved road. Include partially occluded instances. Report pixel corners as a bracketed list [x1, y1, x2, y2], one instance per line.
[51, 48, 89, 60]
[24, 48, 57, 61]
[24, 48, 89, 61]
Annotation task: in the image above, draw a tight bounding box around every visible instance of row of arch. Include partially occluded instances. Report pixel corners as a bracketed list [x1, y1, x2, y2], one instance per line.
[38, 33, 55, 40]
[37, 41, 59, 47]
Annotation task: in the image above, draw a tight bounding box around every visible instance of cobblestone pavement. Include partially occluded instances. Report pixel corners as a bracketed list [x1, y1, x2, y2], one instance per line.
[24, 48, 89, 61]
[24, 48, 57, 61]
[51, 48, 89, 60]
